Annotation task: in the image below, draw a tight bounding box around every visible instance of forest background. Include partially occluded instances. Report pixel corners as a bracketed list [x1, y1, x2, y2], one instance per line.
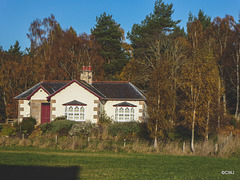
[0, 0, 240, 150]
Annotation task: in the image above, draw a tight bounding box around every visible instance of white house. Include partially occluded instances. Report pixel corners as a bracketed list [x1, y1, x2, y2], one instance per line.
[14, 66, 146, 124]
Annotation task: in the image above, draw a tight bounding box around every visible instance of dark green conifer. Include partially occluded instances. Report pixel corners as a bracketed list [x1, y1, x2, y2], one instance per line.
[91, 12, 128, 79]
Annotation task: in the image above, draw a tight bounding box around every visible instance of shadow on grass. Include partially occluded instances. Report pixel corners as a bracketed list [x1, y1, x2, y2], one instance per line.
[0, 165, 80, 180]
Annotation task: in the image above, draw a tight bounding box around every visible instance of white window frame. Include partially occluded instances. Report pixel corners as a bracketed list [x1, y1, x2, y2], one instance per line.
[114, 107, 135, 122]
[65, 105, 85, 121]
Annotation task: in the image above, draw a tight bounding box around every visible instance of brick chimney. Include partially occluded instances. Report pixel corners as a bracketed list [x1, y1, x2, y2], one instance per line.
[80, 65, 92, 84]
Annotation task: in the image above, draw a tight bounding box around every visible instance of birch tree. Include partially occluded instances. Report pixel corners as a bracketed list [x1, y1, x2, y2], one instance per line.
[231, 20, 240, 120]
[210, 16, 235, 127]
[146, 40, 172, 148]
[180, 45, 220, 151]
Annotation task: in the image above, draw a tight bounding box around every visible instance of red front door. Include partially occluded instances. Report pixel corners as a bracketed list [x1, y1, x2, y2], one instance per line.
[41, 103, 50, 124]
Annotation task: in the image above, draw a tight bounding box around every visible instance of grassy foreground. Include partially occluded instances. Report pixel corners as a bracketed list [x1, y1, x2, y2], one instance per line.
[0, 147, 239, 179]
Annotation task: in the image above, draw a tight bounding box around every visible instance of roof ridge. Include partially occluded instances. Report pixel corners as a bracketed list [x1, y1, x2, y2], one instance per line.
[47, 79, 107, 100]
[81, 81, 107, 98]
[92, 81, 129, 84]
[42, 80, 71, 83]
[129, 82, 146, 100]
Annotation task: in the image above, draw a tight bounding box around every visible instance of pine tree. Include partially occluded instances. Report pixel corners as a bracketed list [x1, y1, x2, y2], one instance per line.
[128, 0, 181, 57]
[127, 0, 181, 90]
[91, 12, 128, 79]
[197, 10, 211, 30]
[8, 41, 23, 57]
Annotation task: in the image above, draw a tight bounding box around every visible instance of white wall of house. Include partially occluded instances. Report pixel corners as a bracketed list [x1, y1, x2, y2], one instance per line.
[19, 100, 30, 122]
[19, 88, 48, 123]
[104, 100, 144, 122]
[51, 82, 99, 123]
[31, 88, 49, 100]
[29, 88, 50, 124]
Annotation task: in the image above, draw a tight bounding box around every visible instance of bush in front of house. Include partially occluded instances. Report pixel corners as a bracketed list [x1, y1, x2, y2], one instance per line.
[108, 122, 142, 140]
[40, 119, 79, 136]
[0, 124, 17, 137]
[99, 110, 112, 124]
[28, 126, 43, 139]
[0, 124, 4, 133]
[17, 117, 37, 135]
[69, 122, 99, 138]
[54, 116, 67, 121]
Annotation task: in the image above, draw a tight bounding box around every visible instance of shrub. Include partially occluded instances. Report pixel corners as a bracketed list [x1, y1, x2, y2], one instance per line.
[19, 117, 37, 135]
[230, 117, 237, 128]
[69, 122, 98, 138]
[0, 124, 16, 137]
[108, 122, 141, 140]
[39, 122, 52, 133]
[137, 122, 151, 140]
[54, 116, 67, 121]
[0, 124, 4, 131]
[173, 125, 191, 141]
[28, 126, 43, 139]
[99, 110, 112, 124]
[40, 120, 78, 136]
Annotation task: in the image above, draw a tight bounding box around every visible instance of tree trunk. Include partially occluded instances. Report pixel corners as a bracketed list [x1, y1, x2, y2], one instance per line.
[3, 90, 6, 107]
[218, 77, 221, 129]
[154, 123, 158, 149]
[191, 108, 196, 152]
[235, 49, 240, 120]
[223, 93, 227, 116]
[0, 87, 7, 123]
[154, 93, 161, 149]
[206, 101, 210, 141]
[170, 67, 176, 124]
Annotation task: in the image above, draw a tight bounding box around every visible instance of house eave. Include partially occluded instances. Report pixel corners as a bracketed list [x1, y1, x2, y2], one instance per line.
[105, 98, 146, 101]
[14, 84, 50, 100]
[26, 86, 50, 100]
[14, 97, 27, 100]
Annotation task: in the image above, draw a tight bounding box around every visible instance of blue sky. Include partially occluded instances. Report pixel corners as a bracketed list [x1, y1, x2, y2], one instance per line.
[0, 0, 239, 51]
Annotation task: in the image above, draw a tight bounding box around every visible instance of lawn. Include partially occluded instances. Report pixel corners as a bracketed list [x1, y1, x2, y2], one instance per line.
[0, 147, 239, 179]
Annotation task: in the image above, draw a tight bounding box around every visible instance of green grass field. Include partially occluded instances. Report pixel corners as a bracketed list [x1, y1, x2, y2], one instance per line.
[0, 147, 239, 179]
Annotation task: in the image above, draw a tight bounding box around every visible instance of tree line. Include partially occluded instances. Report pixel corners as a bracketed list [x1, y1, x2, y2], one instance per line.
[0, 0, 239, 150]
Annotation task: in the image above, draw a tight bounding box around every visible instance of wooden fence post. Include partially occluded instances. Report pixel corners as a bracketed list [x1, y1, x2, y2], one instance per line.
[124, 139, 126, 147]
[214, 143, 218, 154]
[183, 142, 185, 153]
[55, 135, 58, 144]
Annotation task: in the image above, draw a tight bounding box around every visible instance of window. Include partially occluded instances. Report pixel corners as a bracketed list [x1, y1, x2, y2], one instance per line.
[74, 107, 79, 120]
[80, 107, 84, 121]
[65, 106, 85, 121]
[114, 107, 135, 122]
[115, 108, 118, 121]
[130, 108, 134, 120]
